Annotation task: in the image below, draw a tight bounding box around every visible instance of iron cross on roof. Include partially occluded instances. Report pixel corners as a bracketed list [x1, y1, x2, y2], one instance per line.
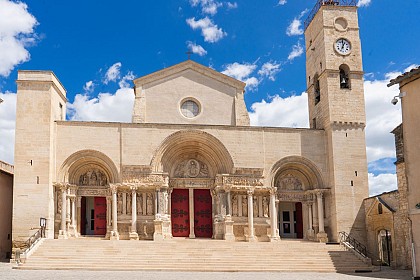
[186, 51, 193, 60]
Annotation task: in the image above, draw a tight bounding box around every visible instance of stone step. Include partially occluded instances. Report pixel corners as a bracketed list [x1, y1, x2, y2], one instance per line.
[17, 238, 373, 272]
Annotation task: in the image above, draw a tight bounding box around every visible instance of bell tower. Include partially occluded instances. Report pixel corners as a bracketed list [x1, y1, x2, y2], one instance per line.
[304, 1, 368, 243]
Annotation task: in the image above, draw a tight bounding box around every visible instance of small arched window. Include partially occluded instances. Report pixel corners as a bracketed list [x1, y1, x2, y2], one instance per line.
[314, 74, 320, 105]
[339, 64, 350, 89]
[378, 203, 383, 214]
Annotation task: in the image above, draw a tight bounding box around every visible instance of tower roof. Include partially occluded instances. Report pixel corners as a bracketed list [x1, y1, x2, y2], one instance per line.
[304, 0, 357, 31]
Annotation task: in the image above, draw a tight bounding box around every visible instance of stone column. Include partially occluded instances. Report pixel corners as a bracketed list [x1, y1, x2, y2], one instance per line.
[247, 189, 256, 242]
[68, 196, 79, 237]
[129, 187, 139, 240]
[316, 191, 328, 242]
[189, 188, 195, 239]
[106, 196, 112, 238]
[306, 202, 315, 240]
[110, 185, 119, 240]
[270, 189, 278, 241]
[226, 188, 232, 216]
[238, 194, 243, 217]
[224, 187, 235, 241]
[66, 188, 71, 231]
[58, 186, 68, 239]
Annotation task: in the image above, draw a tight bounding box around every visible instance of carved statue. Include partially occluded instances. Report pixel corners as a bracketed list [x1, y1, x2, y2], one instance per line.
[137, 193, 143, 215]
[117, 192, 123, 214]
[277, 174, 303, 191]
[263, 196, 269, 217]
[57, 194, 62, 214]
[232, 194, 238, 216]
[242, 195, 248, 217]
[146, 193, 153, 215]
[253, 196, 258, 217]
[126, 192, 132, 215]
[79, 169, 108, 186]
[174, 159, 209, 178]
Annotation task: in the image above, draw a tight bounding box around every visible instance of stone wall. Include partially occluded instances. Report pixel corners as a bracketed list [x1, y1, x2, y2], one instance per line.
[0, 161, 13, 259]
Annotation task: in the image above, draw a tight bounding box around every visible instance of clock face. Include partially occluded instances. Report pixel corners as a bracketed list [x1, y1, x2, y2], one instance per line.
[335, 38, 351, 55]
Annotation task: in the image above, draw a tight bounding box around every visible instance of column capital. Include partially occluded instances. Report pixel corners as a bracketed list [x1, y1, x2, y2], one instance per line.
[110, 184, 118, 194]
[247, 189, 254, 196]
[269, 188, 277, 196]
[130, 186, 138, 192]
[315, 190, 325, 198]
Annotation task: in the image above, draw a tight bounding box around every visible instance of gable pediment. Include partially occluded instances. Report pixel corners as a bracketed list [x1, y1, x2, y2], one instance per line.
[133, 60, 245, 91]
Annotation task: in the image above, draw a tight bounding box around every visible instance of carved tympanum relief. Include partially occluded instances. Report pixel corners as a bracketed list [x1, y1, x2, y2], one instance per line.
[276, 174, 303, 191]
[174, 159, 209, 178]
[79, 169, 107, 186]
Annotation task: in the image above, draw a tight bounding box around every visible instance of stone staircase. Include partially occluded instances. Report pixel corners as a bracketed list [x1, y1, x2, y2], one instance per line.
[15, 238, 374, 272]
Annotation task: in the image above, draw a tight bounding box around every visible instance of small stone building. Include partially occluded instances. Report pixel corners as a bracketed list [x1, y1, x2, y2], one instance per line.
[364, 188, 411, 268]
[0, 161, 13, 259]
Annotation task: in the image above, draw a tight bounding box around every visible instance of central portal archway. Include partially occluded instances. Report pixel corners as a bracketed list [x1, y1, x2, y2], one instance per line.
[153, 130, 233, 239]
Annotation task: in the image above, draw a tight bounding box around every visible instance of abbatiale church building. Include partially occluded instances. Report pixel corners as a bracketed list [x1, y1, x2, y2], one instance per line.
[12, 3, 369, 247]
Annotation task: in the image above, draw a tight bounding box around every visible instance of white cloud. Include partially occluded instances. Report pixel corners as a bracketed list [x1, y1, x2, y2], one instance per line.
[187, 41, 207, 56]
[287, 42, 304, 61]
[364, 74, 402, 162]
[83, 81, 94, 93]
[258, 62, 281, 81]
[249, 93, 309, 128]
[67, 87, 134, 122]
[103, 62, 122, 84]
[357, 0, 372, 7]
[286, 9, 307, 36]
[368, 173, 397, 196]
[118, 71, 135, 88]
[221, 62, 260, 90]
[186, 17, 227, 43]
[226, 2, 238, 9]
[278, 0, 287, 5]
[189, 0, 222, 15]
[0, 92, 17, 164]
[0, 0, 38, 77]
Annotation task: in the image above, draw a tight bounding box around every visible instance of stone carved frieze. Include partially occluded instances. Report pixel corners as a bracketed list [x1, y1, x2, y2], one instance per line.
[216, 175, 264, 187]
[174, 159, 209, 178]
[122, 171, 168, 186]
[276, 174, 303, 191]
[170, 178, 214, 189]
[77, 187, 110, 197]
[276, 191, 314, 202]
[79, 169, 107, 186]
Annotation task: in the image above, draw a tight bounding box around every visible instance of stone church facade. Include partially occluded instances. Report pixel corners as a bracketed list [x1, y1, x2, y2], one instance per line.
[12, 3, 369, 247]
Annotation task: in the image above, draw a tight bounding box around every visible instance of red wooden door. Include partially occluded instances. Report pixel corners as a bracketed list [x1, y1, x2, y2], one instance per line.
[295, 202, 303, 239]
[94, 197, 107, 235]
[81, 197, 86, 235]
[171, 189, 190, 237]
[194, 189, 213, 238]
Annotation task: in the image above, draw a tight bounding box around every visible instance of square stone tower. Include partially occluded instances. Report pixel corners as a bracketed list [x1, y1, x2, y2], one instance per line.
[304, 1, 368, 242]
[13, 71, 67, 241]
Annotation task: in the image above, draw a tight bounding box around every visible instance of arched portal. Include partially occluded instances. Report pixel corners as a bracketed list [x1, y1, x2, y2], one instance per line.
[151, 130, 234, 238]
[56, 150, 119, 238]
[270, 156, 326, 241]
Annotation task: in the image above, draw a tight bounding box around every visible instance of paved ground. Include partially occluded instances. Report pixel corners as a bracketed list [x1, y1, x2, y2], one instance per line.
[0, 262, 413, 280]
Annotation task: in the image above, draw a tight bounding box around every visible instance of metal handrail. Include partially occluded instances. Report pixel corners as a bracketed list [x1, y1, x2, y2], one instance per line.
[338, 231, 369, 259]
[304, 0, 357, 31]
[15, 227, 45, 264]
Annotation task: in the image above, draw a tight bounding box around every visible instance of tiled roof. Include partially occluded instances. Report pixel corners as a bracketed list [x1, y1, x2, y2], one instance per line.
[388, 66, 420, 87]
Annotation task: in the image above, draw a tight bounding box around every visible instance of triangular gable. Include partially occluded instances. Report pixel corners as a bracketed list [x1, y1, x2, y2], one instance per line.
[133, 60, 246, 90]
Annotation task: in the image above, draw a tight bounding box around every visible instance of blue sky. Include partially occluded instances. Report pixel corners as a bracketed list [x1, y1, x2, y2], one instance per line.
[0, 0, 419, 195]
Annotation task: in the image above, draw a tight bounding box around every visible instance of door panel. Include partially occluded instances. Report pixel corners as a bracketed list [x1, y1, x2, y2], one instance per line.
[81, 197, 86, 235]
[194, 189, 212, 238]
[94, 197, 107, 235]
[171, 189, 190, 237]
[295, 202, 303, 239]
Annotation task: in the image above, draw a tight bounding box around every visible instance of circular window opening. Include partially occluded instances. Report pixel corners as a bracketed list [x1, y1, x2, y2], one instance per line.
[180, 99, 200, 118]
[334, 17, 348, 31]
